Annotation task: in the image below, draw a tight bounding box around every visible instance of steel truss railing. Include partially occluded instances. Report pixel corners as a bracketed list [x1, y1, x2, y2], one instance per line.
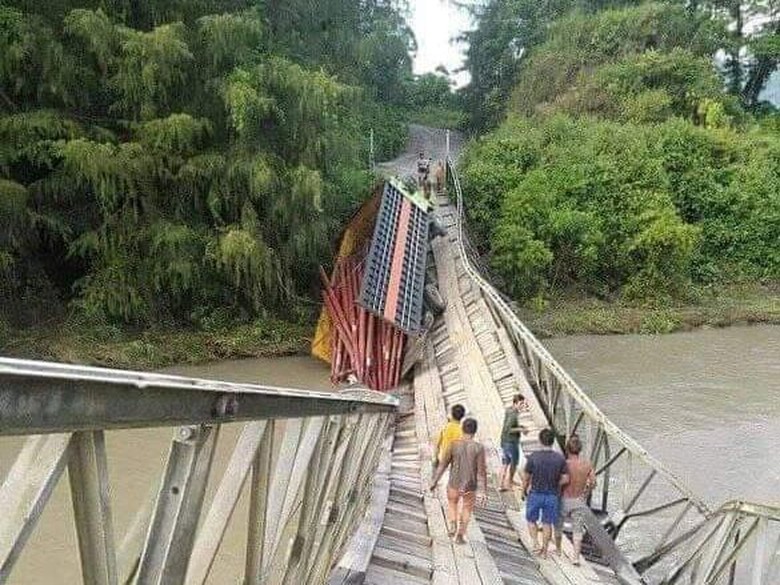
[0, 358, 397, 585]
[445, 159, 780, 585]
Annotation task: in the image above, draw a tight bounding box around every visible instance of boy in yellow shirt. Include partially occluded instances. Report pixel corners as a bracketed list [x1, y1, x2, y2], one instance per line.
[433, 404, 466, 467]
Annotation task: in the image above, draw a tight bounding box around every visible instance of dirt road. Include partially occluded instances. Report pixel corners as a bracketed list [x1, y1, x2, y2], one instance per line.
[376, 124, 464, 178]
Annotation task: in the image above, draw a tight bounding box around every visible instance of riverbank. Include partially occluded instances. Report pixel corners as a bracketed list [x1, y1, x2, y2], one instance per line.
[3, 283, 778, 369]
[517, 283, 780, 338]
[0, 317, 311, 370]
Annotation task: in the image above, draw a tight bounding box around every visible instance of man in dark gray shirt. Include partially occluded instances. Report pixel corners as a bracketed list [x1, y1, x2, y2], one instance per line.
[522, 428, 568, 558]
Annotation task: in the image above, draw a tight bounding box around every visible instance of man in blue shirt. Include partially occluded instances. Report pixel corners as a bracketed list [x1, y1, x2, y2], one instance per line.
[521, 428, 568, 558]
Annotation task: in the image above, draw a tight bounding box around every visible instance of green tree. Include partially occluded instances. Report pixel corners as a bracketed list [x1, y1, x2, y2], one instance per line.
[0, 0, 414, 326]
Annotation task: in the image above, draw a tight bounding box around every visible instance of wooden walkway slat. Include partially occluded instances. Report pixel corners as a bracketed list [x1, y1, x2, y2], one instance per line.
[421, 197, 616, 585]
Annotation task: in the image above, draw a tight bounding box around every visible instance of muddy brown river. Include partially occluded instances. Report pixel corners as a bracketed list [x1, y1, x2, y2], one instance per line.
[1, 326, 778, 582]
[545, 324, 780, 506]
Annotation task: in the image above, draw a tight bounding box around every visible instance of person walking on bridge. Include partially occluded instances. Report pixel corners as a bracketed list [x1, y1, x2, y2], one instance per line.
[499, 394, 528, 492]
[429, 418, 487, 544]
[556, 434, 595, 564]
[417, 152, 430, 194]
[432, 403, 465, 469]
[522, 428, 568, 558]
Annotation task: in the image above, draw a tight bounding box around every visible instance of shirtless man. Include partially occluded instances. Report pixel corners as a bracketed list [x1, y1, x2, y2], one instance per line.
[433, 160, 446, 193]
[556, 434, 595, 564]
[429, 418, 487, 544]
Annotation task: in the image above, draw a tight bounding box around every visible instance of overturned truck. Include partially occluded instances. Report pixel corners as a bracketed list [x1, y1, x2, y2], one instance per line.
[312, 178, 445, 391]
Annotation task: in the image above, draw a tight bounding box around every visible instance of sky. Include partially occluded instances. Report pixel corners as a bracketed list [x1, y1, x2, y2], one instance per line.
[408, 0, 474, 87]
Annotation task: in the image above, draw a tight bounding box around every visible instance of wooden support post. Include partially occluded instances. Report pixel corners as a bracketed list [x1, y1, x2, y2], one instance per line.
[68, 430, 117, 585]
[136, 424, 219, 585]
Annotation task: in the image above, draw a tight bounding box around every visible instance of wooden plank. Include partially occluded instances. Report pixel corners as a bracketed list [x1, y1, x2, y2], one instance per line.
[418, 339, 501, 585]
[376, 534, 433, 559]
[413, 358, 459, 585]
[365, 563, 429, 585]
[371, 545, 432, 580]
[430, 231, 505, 443]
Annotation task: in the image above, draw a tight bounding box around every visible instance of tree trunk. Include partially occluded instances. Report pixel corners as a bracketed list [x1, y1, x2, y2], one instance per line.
[742, 21, 780, 107]
[727, 1, 744, 96]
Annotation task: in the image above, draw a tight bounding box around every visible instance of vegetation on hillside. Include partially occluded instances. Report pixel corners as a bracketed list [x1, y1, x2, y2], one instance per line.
[460, 1, 780, 314]
[0, 0, 463, 361]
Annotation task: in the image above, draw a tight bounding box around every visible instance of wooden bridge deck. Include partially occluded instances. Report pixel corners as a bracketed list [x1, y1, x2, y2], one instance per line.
[333, 191, 616, 585]
[333, 133, 780, 585]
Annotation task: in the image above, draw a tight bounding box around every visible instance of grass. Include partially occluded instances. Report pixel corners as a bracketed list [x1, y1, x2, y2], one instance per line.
[0, 316, 311, 370]
[516, 282, 780, 337]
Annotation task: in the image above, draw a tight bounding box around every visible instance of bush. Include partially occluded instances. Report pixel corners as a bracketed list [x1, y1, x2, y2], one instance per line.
[461, 114, 780, 302]
[511, 3, 721, 115]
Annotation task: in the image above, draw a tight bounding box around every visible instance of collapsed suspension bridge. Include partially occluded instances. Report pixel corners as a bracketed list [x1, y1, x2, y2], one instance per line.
[0, 128, 778, 585]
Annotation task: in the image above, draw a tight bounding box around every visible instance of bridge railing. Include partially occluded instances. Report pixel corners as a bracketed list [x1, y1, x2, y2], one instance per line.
[0, 357, 397, 585]
[445, 158, 780, 585]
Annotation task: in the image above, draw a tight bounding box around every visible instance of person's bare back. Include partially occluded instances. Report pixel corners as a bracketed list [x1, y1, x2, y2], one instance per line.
[562, 455, 594, 499]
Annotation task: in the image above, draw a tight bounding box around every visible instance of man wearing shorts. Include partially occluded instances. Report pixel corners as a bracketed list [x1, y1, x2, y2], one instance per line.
[556, 434, 595, 564]
[499, 394, 528, 491]
[522, 428, 568, 558]
[429, 418, 487, 544]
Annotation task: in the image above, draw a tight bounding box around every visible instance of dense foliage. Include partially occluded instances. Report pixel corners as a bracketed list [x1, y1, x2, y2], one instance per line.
[0, 0, 422, 328]
[461, 1, 780, 303]
[462, 0, 780, 132]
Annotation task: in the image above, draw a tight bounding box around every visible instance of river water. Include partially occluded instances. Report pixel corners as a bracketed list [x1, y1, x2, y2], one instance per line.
[545, 324, 780, 507]
[0, 356, 331, 585]
[2, 327, 778, 583]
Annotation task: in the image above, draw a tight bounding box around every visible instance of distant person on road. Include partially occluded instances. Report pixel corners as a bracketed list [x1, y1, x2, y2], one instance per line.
[556, 434, 595, 564]
[417, 152, 430, 194]
[499, 394, 529, 492]
[432, 403, 465, 468]
[429, 417, 487, 544]
[522, 428, 568, 558]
